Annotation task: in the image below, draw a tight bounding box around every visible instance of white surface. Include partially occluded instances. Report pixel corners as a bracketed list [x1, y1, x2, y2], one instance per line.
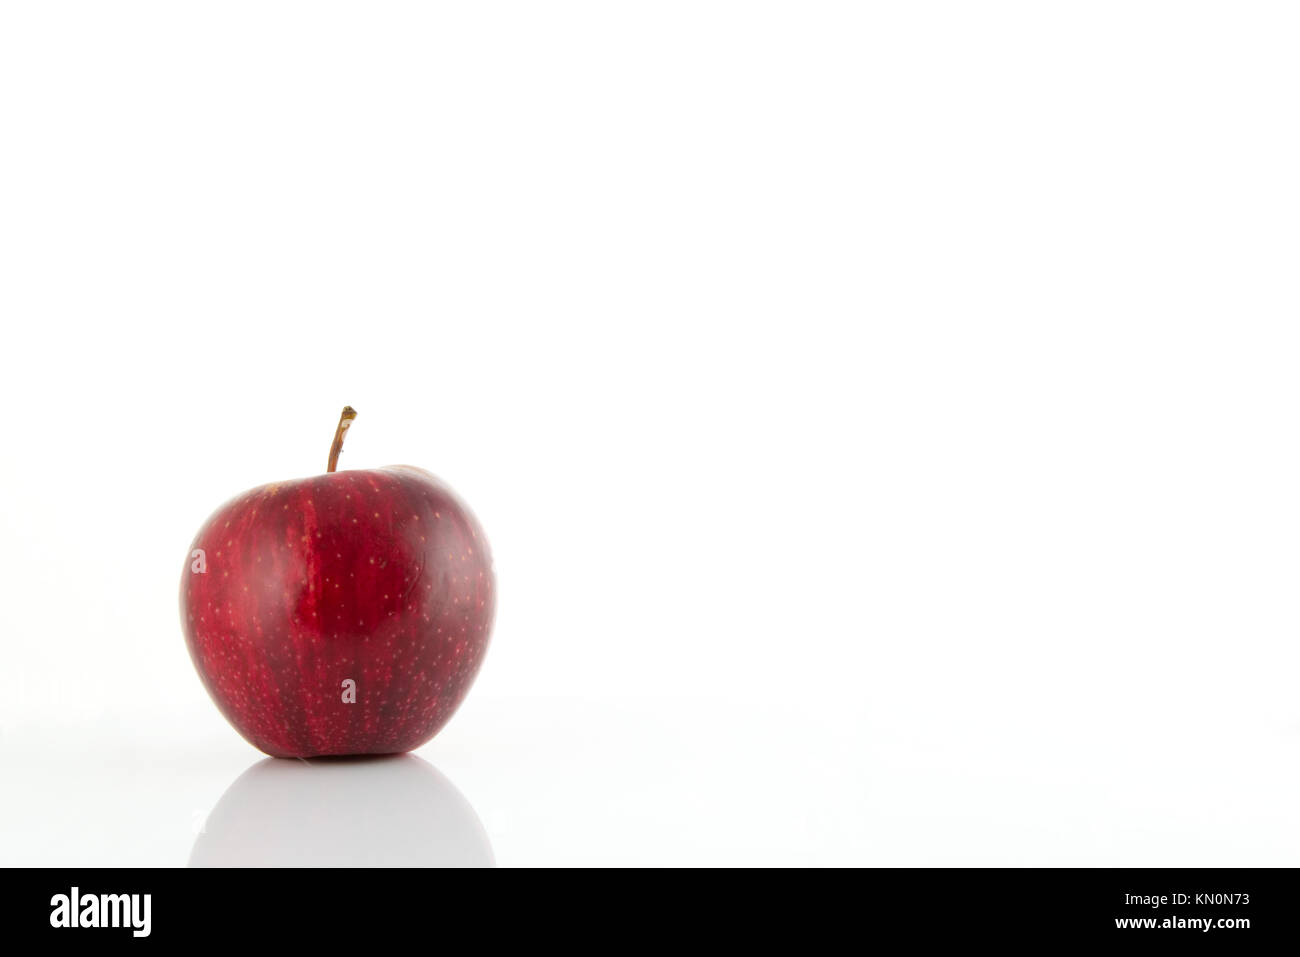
[2, 3, 1300, 867]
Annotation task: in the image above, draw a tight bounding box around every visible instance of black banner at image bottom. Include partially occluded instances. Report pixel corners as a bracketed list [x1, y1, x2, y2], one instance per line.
[6, 867, 1292, 946]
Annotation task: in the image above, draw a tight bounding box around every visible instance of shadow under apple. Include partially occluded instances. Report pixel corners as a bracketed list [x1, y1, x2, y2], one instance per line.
[190, 753, 494, 867]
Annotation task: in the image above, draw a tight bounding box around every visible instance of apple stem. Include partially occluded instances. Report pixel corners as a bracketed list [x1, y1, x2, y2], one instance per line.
[327, 406, 358, 473]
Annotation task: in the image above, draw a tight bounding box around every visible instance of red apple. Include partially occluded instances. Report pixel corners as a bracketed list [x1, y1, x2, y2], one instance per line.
[180, 407, 495, 757]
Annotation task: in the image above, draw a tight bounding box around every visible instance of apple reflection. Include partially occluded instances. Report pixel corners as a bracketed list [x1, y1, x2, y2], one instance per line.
[190, 754, 494, 867]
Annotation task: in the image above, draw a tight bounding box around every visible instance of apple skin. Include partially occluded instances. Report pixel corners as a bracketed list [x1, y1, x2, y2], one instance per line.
[181, 465, 494, 758]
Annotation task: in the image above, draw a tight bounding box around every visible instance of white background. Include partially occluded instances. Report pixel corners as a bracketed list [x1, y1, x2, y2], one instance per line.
[2, 2, 1299, 866]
